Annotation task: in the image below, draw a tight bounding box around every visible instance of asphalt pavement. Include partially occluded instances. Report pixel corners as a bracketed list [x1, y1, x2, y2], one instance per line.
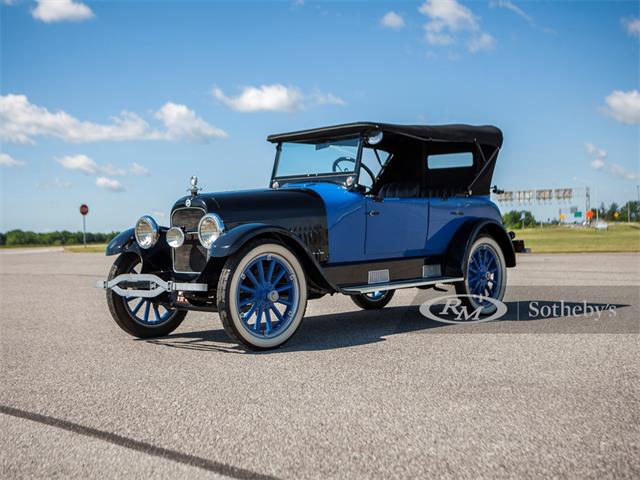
[1, 251, 638, 479]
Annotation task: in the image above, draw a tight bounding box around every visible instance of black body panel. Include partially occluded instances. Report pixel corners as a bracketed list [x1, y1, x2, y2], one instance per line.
[171, 188, 329, 264]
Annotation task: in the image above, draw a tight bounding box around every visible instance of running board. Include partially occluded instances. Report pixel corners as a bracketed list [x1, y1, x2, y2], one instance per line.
[342, 276, 464, 294]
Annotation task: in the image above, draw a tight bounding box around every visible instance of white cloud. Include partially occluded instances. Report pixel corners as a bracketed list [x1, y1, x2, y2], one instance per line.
[585, 143, 606, 170]
[153, 102, 228, 141]
[490, 0, 533, 26]
[419, 0, 495, 53]
[37, 177, 72, 189]
[0, 94, 227, 144]
[56, 154, 153, 180]
[96, 176, 125, 192]
[212, 84, 345, 112]
[602, 90, 640, 124]
[129, 162, 150, 176]
[622, 16, 640, 37]
[381, 11, 405, 30]
[213, 84, 303, 112]
[57, 154, 99, 175]
[468, 32, 496, 52]
[32, 0, 94, 23]
[0, 153, 26, 168]
[586, 143, 638, 181]
[310, 90, 346, 106]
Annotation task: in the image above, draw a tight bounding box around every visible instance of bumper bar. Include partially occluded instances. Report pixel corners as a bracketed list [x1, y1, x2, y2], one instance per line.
[96, 273, 208, 298]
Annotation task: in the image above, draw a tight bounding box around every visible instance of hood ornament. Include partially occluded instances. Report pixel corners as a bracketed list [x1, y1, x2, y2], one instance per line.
[188, 176, 201, 196]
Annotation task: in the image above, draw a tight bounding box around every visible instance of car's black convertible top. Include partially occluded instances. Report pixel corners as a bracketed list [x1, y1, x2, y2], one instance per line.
[267, 122, 503, 148]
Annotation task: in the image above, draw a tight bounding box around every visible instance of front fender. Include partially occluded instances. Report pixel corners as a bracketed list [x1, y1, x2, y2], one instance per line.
[105, 227, 172, 272]
[106, 228, 139, 256]
[209, 223, 303, 258]
[443, 219, 516, 277]
[209, 223, 337, 292]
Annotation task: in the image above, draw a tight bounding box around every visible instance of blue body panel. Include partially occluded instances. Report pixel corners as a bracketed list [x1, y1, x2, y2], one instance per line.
[281, 183, 503, 265]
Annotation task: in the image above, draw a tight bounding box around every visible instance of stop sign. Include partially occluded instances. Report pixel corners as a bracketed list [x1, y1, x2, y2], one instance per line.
[586, 210, 594, 219]
[80, 204, 89, 216]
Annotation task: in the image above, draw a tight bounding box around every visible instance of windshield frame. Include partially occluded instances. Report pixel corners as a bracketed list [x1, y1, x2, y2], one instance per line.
[270, 134, 364, 187]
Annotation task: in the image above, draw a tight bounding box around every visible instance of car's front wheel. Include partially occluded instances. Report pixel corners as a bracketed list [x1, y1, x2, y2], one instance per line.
[106, 253, 187, 338]
[350, 290, 395, 310]
[217, 239, 308, 350]
[455, 235, 507, 315]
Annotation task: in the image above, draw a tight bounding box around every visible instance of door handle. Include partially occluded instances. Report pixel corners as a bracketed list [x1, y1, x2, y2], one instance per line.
[450, 210, 463, 216]
[369, 210, 380, 216]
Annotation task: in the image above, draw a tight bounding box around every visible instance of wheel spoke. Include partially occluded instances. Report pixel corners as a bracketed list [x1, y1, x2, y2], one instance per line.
[153, 304, 161, 322]
[276, 284, 293, 292]
[272, 268, 287, 286]
[253, 308, 263, 332]
[256, 260, 266, 284]
[245, 269, 260, 288]
[264, 309, 273, 334]
[242, 303, 257, 321]
[277, 299, 292, 307]
[131, 298, 144, 315]
[266, 259, 276, 283]
[239, 284, 256, 293]
[270, 304, 285, 323]
[143, 301, 151, 322]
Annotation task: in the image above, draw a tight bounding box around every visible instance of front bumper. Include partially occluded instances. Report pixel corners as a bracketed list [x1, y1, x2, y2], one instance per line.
[96, 273, 208, 298]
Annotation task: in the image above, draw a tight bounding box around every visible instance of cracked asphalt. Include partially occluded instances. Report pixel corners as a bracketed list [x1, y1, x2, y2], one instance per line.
[1, 251, 639, 479]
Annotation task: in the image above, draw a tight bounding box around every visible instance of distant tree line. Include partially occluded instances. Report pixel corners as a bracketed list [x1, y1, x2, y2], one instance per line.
[503, 200, 639, 228]
[0, 230, 119, 246]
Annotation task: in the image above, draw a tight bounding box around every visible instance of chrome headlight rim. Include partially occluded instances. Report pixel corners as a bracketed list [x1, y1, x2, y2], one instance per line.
[197, 213, 225, 249]
[134, 215, 159, 250]
[166, 226, 185, 249]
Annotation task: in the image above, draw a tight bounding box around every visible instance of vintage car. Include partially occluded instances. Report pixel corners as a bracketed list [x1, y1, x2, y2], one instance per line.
[98, 122, 520, 349]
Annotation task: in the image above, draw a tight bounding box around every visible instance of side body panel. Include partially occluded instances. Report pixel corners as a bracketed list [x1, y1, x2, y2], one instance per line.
[426, 196, 502, 255]
[364, 197, 429, 258]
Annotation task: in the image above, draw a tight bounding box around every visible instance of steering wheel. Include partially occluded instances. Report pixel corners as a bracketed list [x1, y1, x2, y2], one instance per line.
[331, 157, 376, 189]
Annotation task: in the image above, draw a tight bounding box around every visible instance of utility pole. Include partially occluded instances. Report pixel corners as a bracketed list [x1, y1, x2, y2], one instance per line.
[585, 186, 590, 225]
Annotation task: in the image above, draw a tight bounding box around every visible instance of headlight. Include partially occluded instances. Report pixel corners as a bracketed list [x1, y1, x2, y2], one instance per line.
[198, 213, 225, 248]
[166, 227, 184, 248]
[134, 216, 159, 249]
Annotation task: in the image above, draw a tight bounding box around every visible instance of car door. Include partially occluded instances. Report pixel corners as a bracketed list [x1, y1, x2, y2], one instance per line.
[364, 196, 430, 259]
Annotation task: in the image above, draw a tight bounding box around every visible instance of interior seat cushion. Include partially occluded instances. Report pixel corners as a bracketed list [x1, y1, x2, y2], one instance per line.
[379, 181, 421, 198]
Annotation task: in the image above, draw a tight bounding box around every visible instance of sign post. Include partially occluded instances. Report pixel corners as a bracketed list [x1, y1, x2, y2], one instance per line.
[80, 204, 89, 247]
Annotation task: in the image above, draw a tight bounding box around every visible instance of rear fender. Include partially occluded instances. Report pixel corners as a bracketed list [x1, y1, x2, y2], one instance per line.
[443, 219, 516, 277]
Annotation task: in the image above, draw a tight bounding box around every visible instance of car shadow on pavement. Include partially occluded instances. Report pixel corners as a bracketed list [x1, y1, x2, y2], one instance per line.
[141, 299, 632, 354]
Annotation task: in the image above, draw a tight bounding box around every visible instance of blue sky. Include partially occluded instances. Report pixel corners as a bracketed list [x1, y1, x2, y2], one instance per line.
[1, 0, 638, 231]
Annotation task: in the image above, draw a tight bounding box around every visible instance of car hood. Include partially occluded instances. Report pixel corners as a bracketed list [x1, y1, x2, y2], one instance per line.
[170, 187, 327, 230]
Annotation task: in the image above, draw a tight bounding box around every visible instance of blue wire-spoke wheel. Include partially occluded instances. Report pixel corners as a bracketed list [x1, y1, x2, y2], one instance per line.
[223, 242, 307, 350]
[123, 262, 174, 326]
[367, 291, 385, 300]
[457, 236, 507, 315]
[236, 254, 299, 338]
[106, 253, 187, 339]
[350, 289, 395, 310]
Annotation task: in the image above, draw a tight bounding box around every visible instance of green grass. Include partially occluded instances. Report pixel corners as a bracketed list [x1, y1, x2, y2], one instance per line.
[63, 244, 107, 253]
[513, 223, 640, 253]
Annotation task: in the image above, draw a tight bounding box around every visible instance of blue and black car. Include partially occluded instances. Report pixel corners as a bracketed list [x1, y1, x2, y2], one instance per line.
[98, 122, 520, 349]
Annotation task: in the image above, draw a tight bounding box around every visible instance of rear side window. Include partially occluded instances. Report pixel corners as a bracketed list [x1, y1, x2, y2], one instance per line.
[427, 152, 473, 169]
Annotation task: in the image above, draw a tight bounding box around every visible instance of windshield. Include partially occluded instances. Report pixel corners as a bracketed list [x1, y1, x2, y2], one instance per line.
[275, 137, 360, 178]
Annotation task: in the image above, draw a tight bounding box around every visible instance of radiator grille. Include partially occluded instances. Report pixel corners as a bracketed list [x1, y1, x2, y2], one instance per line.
[171, 207, 206, 273]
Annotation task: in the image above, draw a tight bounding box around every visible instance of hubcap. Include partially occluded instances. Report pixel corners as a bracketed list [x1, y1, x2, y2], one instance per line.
[236, 254, 298, 338]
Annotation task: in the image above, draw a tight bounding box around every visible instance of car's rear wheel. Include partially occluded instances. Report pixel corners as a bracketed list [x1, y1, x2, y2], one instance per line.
[350, 290, 395, 310]
[455, 235, 507, 315]
[106, 253, 187, 338]
[217, 239, 307, 350]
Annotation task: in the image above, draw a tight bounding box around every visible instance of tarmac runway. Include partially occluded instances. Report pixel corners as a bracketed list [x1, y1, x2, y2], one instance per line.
[1, 251, 638, 479]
